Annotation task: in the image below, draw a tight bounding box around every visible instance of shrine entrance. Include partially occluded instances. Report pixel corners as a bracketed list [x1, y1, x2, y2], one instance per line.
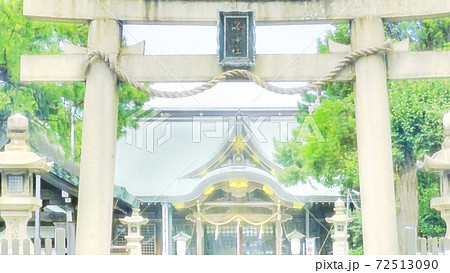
[175, 180, 300, 255]
[204, 223, 276, 255]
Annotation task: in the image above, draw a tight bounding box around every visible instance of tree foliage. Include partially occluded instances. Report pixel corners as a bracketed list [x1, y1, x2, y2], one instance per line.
[275, 17, 450, 244]
[276, 18, 450, 186]
[390, 80, 450, 171]
[275, 85, 357, 189]
[0, 0, 150, 161]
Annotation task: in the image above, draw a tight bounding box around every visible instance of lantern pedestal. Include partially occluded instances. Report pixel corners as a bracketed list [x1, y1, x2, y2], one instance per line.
[0, 197, 41, 254]
[123, 233, 144, 255]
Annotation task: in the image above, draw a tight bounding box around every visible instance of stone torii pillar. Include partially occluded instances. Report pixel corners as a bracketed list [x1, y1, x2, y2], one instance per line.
[20, 0, 450, 255]
[75, 19, 121, 255]
[351, 17, 398, 255]
[21, 10, 143, 254]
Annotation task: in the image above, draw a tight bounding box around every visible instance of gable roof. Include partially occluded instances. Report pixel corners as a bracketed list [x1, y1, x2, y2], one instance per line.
[114, 108, 342, 203]
[182, 113, 282, 179]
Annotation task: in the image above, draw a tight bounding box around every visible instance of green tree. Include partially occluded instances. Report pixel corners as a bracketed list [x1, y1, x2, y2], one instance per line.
[0, 0, 150, 162]
[275, 18, 450, 253]
[275, 84, 357, 189]
[390, 79, 449, 249]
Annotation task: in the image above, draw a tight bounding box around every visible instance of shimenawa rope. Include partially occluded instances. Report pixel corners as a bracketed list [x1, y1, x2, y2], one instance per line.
[82, 40, 393, 99]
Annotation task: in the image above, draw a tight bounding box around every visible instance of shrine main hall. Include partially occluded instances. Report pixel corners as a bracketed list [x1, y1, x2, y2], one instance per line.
[112, 108, 342, 255]
[0, 107, 342, 255]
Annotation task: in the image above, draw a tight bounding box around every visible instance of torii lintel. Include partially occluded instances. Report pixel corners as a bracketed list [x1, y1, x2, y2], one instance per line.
[23, 0, 450, 24]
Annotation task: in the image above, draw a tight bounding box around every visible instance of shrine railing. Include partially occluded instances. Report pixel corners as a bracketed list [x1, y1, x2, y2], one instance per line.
[0, 228, 67, 255]
[415, 237, 450, 255]
[403, 228, 450, 255]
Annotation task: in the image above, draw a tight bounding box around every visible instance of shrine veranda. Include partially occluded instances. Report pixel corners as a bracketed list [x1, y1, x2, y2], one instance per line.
[0, 0, 448, 255]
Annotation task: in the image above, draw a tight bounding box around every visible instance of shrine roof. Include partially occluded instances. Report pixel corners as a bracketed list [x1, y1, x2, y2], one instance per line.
[114, 107, 342, 203]
[0, 107, 341, 207]
[0, 128, 141, 208]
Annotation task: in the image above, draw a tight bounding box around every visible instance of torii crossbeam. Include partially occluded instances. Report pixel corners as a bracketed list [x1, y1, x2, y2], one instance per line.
[21, 0, 450, 255]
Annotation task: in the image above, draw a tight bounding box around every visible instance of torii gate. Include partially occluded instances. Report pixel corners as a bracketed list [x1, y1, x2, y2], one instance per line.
[20, 0, 450, 255]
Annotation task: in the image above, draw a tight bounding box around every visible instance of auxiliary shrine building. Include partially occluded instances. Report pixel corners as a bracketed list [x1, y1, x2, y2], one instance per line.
[0, 107, 342, 255]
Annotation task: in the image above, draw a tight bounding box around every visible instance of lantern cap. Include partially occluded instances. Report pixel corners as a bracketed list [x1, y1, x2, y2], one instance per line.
[7, 113, 29, 133]
[334, 198, 345, 208]
[119, 208, 149, 225]
[325, 198, 353, 224]
[0, 113, 53, 172]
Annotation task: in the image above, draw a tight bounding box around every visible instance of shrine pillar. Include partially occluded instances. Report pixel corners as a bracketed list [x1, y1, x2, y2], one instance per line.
[161, 202, 173, 255]
[305, 207, 310, 239]
[275, 203, 282, 255]
[196, 203, 203, 255]
[351, 16, 398, 255]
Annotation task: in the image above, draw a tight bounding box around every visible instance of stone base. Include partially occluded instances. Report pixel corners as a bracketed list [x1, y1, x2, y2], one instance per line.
[124, 235, 144, 255]
[0, 211, 35, 254]
[331, 234, 350, 255]
[332, 241, 349, 255]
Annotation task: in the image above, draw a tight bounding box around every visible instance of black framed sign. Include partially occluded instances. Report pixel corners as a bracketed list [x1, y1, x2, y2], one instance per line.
[218, 10, 255, 68]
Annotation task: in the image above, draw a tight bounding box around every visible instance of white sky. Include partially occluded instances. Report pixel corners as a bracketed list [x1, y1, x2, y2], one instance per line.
[123, 24, 330, 109]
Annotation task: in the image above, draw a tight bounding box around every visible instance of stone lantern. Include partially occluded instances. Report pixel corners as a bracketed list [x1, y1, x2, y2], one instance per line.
[286, 230, 305, 255]
[119, 208, 148, 255]
[0, 113, 53, 254]
[423, 112, 450, 239]
[325, 198, 353, 255]
[173, 231, 191, 255]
